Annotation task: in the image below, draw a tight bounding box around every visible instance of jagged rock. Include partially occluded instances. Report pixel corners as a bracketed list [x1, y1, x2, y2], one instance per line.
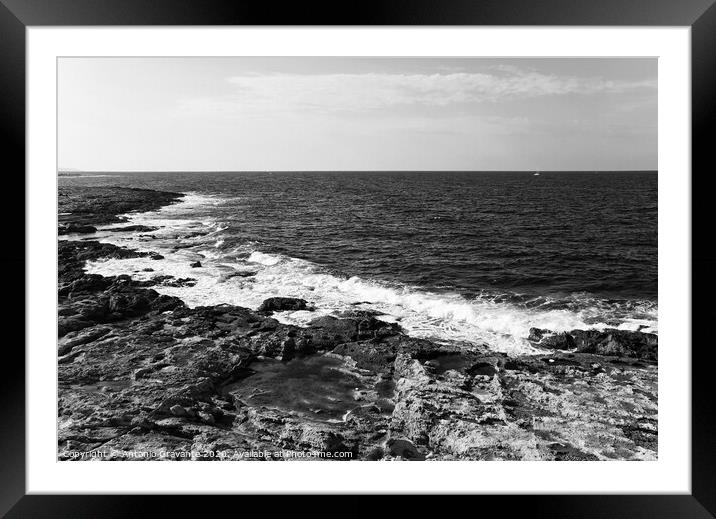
[528, 327, 548, 342]
[58, 223, 97, 235]
[108, 292, 151, 316]
[59, 274, 112, 297]
[223, 271, 256, 279]
[571, 329, 657, 360]
[58, 315, 93, 337]
[387, 438, 424, 460]
[527, 327, 657, 360]
[161, 277, 197, 288]
[305, 315, 401, 350]
[258, 297, 309, 313]
[106, 225, 159, 233]
[134, 275, 197, 288]
[335, 309, 384, 319]
[190, 261, 202, 268]
[540, 332, 576, 350]
[58, 326, 111, 355]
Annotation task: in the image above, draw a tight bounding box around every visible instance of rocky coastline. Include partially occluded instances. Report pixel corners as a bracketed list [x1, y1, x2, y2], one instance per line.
[58, 186, 658, 461]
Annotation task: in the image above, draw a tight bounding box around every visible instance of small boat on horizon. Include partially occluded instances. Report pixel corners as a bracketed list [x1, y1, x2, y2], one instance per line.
[533, 171, 540, 176]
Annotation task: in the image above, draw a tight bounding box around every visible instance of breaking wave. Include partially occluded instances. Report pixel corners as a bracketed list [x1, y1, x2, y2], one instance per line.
[76, 192, 657, 356]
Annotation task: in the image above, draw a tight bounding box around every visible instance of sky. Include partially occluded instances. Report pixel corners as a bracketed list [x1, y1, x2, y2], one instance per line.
[58, 57, 657, 172]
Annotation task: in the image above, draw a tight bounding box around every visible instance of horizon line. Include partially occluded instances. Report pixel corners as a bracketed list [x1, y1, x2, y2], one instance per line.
[58, 169, 658, 174]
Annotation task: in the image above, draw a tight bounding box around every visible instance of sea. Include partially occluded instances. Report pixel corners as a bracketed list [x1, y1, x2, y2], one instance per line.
[59, 171, 658, 355]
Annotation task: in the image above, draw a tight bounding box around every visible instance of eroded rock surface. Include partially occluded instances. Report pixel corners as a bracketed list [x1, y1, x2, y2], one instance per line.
[527, 326, 657, 361]
[58, 186, 183, 227]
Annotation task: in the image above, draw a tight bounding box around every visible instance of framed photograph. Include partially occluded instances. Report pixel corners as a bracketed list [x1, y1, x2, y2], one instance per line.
[4, 0, 714, 514]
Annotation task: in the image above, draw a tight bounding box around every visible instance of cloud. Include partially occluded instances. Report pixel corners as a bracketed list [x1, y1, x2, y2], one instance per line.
[211, 70, 655, 113]
[173, 67, 656, 124]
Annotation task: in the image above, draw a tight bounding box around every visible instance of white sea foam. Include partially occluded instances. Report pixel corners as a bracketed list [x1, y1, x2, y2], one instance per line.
[80, 192, 658, 356]
[248, 251, 282, 266]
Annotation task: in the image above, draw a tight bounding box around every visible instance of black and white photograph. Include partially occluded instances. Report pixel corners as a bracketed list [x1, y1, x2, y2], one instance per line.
[57, 56, 658, 462]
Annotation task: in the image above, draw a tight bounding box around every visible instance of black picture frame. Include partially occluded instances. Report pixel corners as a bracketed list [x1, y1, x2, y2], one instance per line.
[2, 0, 714, 515]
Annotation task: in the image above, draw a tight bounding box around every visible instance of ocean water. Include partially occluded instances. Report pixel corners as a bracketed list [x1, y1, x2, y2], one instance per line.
[60, 171, 657, 355]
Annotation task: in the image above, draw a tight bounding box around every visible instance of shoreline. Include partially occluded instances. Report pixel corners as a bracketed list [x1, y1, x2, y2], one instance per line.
[74, 188, 658, 353]
[58, 186, 658, 461]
